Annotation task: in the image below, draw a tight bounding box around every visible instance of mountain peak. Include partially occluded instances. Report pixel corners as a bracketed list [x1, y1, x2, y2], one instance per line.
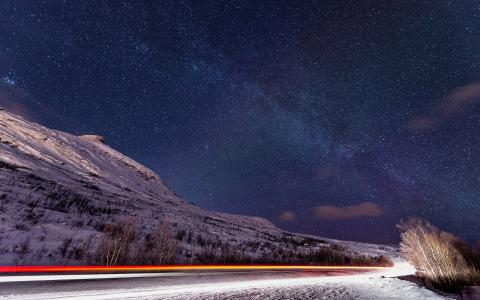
[80, 135, 105, 144]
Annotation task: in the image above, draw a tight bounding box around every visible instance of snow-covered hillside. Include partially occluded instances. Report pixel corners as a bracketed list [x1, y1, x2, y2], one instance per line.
[0, 109, 396, 265]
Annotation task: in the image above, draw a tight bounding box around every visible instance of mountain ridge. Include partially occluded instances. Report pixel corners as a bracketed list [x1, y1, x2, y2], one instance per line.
[0, 109, 396, 265]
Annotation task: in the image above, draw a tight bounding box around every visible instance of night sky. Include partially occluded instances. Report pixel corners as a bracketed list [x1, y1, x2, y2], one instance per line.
[1, 1, 480, 244]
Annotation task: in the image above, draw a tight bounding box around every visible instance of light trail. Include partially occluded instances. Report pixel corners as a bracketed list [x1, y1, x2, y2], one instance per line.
[0, 264, 390, 273]
[0, 262, 432, 300]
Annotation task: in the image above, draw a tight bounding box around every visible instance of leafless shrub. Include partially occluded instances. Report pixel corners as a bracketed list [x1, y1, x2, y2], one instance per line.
[136, 222, 178, 264]
[293, 246, 392, 267]
[13, 237, 31, 265]
[398, 218, 480, 291]
[96, 219, 137, 266]
[15, 223, 27, 231]
[0, 225, 7, 255]
[190, 238, 391, 267]
[24, 207, 43, 224]
[176, 229, 186, 241]
[195, 244, 252, 265]
[80, 235, 97, 264]
[59, 238, 73, 258]
[33, 244, 47, 260]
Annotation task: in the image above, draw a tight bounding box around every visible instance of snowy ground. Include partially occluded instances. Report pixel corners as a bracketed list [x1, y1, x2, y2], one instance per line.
[0, 261, 450, 300]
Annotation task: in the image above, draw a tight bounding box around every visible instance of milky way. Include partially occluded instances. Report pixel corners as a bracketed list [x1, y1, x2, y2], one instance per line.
[1, 1, 480, 243]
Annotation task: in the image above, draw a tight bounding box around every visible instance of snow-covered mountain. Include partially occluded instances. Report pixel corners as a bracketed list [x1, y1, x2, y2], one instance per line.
[0, 108, 397, 265]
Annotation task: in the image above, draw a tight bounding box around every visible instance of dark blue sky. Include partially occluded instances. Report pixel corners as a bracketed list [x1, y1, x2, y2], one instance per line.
[1, 1, 480, 243]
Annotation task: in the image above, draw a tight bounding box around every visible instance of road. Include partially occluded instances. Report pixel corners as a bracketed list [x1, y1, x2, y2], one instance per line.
[0, 262, 447, 299]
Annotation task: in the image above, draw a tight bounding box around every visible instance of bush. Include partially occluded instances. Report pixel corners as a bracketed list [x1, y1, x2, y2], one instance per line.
[195, 244, 253, 264]
[192, 240, 392, 267]
[398, 218, 480, 291]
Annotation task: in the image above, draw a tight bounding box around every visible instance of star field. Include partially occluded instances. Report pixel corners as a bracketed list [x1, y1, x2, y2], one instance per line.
[1, 1, 480, 243]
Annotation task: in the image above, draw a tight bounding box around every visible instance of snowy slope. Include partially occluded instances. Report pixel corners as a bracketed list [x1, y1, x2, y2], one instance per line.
[0, 109, 392, 265]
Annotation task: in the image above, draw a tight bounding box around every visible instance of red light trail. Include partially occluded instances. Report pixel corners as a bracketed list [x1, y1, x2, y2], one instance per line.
[0, 265, 390, 273]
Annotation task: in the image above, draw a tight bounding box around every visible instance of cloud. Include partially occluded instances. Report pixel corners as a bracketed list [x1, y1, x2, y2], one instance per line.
[407, 81, 480, 132]
[313, 202, 382, 220]
[278, 211, 297, 222]
[437, 82, 480, 117]
[406, 115, 438, 132]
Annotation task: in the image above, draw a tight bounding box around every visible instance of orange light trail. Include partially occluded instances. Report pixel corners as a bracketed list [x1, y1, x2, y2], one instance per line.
[0, 265, 390, 273]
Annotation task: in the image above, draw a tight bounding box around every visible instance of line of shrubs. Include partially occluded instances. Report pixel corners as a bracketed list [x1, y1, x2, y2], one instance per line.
[92, 219, 392, 267]
[7, 218, 392, 268]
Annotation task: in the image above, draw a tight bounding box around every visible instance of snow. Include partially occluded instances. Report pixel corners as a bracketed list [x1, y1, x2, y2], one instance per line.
[0, 261, 448, 299]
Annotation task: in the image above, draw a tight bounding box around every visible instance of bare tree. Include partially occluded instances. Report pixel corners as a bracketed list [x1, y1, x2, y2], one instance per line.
[80, 234, 97, 264]
[398, 218, 479, 289]
[97, 219, 137, 266]
[137, 221, 178, 265]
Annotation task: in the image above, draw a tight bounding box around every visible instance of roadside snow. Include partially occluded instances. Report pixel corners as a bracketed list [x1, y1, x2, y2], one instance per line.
[0, 261, 449, 300]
